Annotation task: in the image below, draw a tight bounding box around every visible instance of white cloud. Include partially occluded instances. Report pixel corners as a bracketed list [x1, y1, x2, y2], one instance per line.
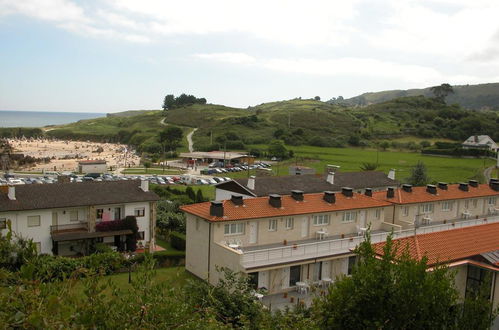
[193, 52, 499, 86]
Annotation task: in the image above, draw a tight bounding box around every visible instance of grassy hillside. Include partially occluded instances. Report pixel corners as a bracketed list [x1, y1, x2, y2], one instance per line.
[336, 83, 499, 110]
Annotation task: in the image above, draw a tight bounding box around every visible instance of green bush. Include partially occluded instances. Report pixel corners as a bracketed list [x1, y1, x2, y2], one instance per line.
[170, 231, 186, 251]
[132, 251, 185, 267]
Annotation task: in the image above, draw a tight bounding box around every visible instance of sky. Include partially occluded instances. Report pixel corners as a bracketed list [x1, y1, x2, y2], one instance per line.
[1, 0, 499, 113]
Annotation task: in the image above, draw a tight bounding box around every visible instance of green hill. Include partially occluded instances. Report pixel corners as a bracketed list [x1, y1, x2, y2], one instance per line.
[333, 83, 499, 110]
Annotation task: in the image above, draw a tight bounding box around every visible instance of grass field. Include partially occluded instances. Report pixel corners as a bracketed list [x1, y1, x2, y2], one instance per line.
[247, 145, 496, 183]
[170, 184, 215, 200]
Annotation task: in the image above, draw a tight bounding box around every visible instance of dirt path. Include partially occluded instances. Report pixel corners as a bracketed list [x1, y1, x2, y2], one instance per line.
[484, 166, 495, 181]
[187, 128, 198, 153]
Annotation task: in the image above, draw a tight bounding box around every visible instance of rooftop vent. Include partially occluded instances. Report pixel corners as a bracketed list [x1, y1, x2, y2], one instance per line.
[291, 190, 304, 201]
[458, 183, 469, 192]
[8, 185, 16, 200]
[468, 180, 479, 188]
[341, 187, 353, 197]
[438, 182, 448, 190]
[364, 188, 373, 197]
[247, 176, 256, 190]
[140, 179, 149, 192]
[323, 191, 336, 203]
[388, 169, 396, 180]
[489, 178, 499, 191]
[269, 194, 282, 208]
[231, 195, 243, 206]
[426, 184, 437, 195]
[210, 201, 224, 217]
[402, 184, 412, 192]
[386, 187, 395, 198]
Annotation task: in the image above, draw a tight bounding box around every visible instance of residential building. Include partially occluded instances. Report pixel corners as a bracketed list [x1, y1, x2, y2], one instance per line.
[0, 180, 159, 256]
[374, 223, 499, 315]
[78, 160, 107, 174]
[215, 170, 399, 201]
[462, 135, 498, 152]
[182, 179, 499, 296]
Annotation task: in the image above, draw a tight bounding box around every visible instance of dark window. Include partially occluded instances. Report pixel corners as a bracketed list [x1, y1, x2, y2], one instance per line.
[248, 272, 258, 289]
[134, 208, 145, 217]
[0, 218, 6, 229]
[348, 256, 357, 275]
[466, 265, 492, 299]
[289, 265, 301, 287]
[96, 209, 104, 219]
[137, 231, 145, 240]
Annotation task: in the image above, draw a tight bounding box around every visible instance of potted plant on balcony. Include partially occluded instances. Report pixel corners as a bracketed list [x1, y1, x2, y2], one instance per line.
[283, 239, 287, 245]
[341, 233, 345, 239]
[292, 244, 298, 249]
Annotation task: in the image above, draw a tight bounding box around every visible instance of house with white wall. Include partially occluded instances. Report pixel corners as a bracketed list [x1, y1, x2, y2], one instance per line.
[0, 180, 159, 256]
[181, 179, 499, 296]
[78, 160, 107, 174]
[462, 135, 498, 152]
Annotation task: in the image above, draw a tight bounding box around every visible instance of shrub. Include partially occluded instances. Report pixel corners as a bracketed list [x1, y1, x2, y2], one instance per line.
[170, 231, 186, 251]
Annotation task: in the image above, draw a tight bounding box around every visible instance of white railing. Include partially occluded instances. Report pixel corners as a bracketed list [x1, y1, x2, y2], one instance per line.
[240, 216, 499, 268]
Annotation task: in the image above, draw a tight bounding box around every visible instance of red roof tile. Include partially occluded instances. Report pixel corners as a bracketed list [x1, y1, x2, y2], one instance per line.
[181, 192, 392, 222]
[374, 222, 499, 266]
[373, 183, 498, 205]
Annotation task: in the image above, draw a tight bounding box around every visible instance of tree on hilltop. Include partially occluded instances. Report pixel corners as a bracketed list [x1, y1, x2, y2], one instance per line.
[430, 83, 454, 103]
[162, 93, 207, 111]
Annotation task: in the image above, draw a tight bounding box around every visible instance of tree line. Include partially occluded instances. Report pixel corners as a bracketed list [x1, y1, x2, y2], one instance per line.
[162, 93, 207, 111]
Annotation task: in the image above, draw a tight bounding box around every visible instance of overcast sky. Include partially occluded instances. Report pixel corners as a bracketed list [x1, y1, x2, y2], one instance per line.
[1, 0, 499, 112]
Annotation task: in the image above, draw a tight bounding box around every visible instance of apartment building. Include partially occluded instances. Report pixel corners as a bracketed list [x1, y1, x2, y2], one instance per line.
[182, 179, 499, 295]
[0, 180, 159, 256]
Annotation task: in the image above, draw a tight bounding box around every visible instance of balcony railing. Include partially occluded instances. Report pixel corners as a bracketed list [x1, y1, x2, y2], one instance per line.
[238, 215, 499, 269]
[50, 221, 89, 233]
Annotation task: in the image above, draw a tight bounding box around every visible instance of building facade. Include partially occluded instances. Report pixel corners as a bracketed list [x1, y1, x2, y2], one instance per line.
[0, 180, 159, 256]
[78, 160, 107, 174]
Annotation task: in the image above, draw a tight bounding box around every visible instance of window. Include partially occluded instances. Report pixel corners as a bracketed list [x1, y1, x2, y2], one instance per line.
[96, 209, 104, 220]
[342, 211, 356, 223]
[69, 210, 78, 222]
[34, 242, 41, 253]
[285, 217, 294, 230]
[347, 256, 357, 275]
[27, 215, 40, 227]
[421, 203, 434, 214]
[289, 265, 301, 287]
[442, 201, 453, 211]
[268, 219, 277, 231]
[402, 206, 409, 216]
[137, 231, 145, 240]
[375, 209, 381, 219]
[473, 199, 478, 208]
[134, 207, 145, 217]
[195, 218, 200, 231]
[466, 265, 492, 299]
[224, 223, 244, 235]
[488, 197, 497, 206]
[464, 200, 470, 209]
[0, 218, 6, 230]
[313, 214, 330, 225]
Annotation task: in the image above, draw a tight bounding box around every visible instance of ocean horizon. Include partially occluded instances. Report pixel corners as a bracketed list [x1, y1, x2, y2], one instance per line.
[0, 110, 106, 128]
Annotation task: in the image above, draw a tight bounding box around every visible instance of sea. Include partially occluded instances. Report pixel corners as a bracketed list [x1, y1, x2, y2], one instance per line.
[0, 110, 106, 127]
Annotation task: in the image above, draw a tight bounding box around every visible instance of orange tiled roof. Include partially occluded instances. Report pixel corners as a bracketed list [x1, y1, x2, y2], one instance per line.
[372, 183, 498, 205]
[180, 192, 392, 222]
[373, 222, 499, 266]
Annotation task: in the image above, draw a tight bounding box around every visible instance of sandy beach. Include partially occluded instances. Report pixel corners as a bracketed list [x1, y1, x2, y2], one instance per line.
[8, 138, 141, 173]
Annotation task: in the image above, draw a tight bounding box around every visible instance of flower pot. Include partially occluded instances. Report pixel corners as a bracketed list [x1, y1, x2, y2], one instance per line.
[283, 292, 288, 298]
[283, 239, 287, 245]
[293, 244, 298, 249]
[443, 220, 447, 224]
[341, 234, 345, 239]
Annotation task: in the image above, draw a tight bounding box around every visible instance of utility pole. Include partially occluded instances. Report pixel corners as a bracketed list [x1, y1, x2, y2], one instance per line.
[288, 112, 291, 129]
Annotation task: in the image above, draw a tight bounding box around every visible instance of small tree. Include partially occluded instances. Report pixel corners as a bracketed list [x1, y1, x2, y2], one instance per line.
[379, 141, 390, 151]
[143, 161, 151, 173]
[268, 140, 288, 160]
[185, 186, 196, 202]
[430, 83, 454, 103]
[159, 127, 183, 172]
[196, 189, 204, 202]
[360, 162, 378, 171]
[314, 96, 321, 101]
[407, 161, 430, 186]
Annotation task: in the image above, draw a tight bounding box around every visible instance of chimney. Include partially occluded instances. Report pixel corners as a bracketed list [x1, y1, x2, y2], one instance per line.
[291, 190, 304, 201]
[364, 188, 373, 197]
[8, 185, 16, 200]
[402, 184, 412, 192]
[231, 195, 243, 206]
[468, 180, 478, 188]
[210, 201, 224, 217]
[458, 183, 469, 192]
[247, 176, 255, 190]
[323, 191, 336, 203]
[269, 194, 282, 208]
[140, 179, 149, 192]
[438, 182, 448, 190]
[489, 178, 499, 191]
[426, 184, 437, 194]
[326, 172, 335, 184]
[388, 169, 396, 180]
[386, 187, 395, 198]
[341, 187, 353, 197]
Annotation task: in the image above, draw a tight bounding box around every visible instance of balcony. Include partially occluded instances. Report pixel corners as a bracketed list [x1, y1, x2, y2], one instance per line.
[230, 215, 499, 269]
[50, 221, 89, 234]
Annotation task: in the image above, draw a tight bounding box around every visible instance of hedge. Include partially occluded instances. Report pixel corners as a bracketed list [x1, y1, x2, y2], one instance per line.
[422, 148, 496, 158]
[132, 251, 185, 268]
[170, 231, 186, 251]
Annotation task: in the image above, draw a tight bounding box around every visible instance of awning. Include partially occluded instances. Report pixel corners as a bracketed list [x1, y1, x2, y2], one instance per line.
[51, 229, 133, 242]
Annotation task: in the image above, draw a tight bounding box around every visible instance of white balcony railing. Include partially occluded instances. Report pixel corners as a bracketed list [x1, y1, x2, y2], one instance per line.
[239, 215, 499, 269]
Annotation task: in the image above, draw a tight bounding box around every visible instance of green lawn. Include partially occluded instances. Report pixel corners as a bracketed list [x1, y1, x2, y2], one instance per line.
[248, 144, 496, 183]
[171, 184, 215, 200]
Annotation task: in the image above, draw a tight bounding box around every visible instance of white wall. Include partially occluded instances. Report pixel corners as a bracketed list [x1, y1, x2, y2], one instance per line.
[215, 188, 252, 201]
[80, 163, 107, 174]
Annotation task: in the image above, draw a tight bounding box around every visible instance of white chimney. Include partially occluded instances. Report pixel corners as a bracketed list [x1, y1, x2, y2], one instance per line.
[388, 169, 396, 180]
[8, 185, 16, 200]
[247, 176, 255, 190]
[140, 180, 149, 192]
[326, 172, 335, 184]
